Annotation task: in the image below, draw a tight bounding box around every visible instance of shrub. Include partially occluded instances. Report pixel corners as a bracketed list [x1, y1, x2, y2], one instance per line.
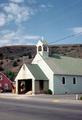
[44, 89, 52, 95]
[0, 61, 3, 65]
[0, 66, 4, 71]
[9, 56, 14, 60]
[12, 61, 18, 67]
[80, 96, 82, 100]
[6, 71, 15, 81]
[17, 59, 20, 62]
[0, 53, 4, 60]
[47, 89, 52, 95]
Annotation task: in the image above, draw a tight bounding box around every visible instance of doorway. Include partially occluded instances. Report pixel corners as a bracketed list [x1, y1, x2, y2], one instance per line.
[18, 79, 32, 94]
[39, 80, 44, 93]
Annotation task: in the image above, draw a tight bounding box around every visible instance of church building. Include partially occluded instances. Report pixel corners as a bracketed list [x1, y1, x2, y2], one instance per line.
[15, 40, 82, 94]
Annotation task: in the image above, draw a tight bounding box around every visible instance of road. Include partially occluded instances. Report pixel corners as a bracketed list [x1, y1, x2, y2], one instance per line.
[0, 97, 82, 120]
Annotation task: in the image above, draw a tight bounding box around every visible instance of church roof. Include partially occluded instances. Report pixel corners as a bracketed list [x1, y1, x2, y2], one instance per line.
[26, 64, 48, 80]
[42, 55, 82, 76]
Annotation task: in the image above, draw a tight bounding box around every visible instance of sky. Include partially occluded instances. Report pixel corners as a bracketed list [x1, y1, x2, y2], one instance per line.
[0, 0, 82, 46]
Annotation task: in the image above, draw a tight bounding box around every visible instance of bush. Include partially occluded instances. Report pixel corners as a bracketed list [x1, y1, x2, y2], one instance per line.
[9, 56, 14, 60]
[0, 66, 4, 71]
[6, 71, 15, 81]
[0, 53, 4, 60]
[44, 89, 52, 95]
[13, 61, 18, 67]
[17, 59, 20, 62]
[0, 61, 3, 65]
[47, 89, 52, 95]
[80, 96, 82, 100]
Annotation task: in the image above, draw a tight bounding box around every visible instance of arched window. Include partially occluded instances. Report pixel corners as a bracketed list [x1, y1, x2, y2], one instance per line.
[73, 77, 76, 84]
[43, 45, 47, 51]
[38, 46, 42, 51]
[62, 77, 65, 84]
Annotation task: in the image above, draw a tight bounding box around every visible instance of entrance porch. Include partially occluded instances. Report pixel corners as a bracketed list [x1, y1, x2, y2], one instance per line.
[16, 79, 49, 94]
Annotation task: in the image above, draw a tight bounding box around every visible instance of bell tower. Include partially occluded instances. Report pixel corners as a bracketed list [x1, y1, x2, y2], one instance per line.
[36, 39, 49, 57]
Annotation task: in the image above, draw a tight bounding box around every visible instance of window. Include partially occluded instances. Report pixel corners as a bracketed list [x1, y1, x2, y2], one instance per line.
[73, 77, 76, 84]
[38, 46, 42, 51]
[4, 83, 8, 90]
[0, 75, 2, 80]
[62, 77, 65, 84]
[39, 80, 44, 90]
[0, 83, 2, 87]
[43, 45, 47, 51]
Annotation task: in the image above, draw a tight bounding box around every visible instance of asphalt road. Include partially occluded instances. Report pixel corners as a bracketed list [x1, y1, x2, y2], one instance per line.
[0, 97, 82, 120]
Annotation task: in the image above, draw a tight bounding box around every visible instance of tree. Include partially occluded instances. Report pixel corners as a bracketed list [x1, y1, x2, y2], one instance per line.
[6, 71, 15, 81]
[0, 66, 4, 71]
[13, 61, 18, 67]
[0, 53, 4, 60]
[28, 52, 32, 59]
[0, 61, 3, 65]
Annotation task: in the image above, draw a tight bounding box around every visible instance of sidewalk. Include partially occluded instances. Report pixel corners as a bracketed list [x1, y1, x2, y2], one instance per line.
[0, 93, 82, 104]
[0, 93, 32, 99]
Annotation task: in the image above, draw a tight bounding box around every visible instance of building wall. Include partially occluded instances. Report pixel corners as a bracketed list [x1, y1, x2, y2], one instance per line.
[0, 72, 12, 91]
[35, 81, 39, 93]
[54, 75, 82, 94]
[32, 54, 54, 94]
[15, 64, 34, 94]
[15, 64, 34, 81]
[35, 80, 49, 93]
[44, 80, 49, 91]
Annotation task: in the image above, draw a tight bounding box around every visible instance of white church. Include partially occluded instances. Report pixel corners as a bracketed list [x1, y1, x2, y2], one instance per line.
[15, 40, 82, 94]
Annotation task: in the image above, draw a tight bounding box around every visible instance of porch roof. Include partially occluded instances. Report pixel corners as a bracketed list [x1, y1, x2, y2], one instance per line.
[26, 64, 48, 80]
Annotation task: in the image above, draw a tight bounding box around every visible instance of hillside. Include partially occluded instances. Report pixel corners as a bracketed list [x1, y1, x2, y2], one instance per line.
[49, 44, 82, 58]
[0, 44, 82, 80]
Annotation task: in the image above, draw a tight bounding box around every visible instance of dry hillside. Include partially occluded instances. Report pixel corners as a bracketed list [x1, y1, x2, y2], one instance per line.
[0, 44, 82, 80]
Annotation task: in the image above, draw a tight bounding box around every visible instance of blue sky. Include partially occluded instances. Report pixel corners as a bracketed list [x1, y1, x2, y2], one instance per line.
[0, 0, 82, 46]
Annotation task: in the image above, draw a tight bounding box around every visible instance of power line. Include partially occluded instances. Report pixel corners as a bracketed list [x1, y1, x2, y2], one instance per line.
[49, 32, 82, 44]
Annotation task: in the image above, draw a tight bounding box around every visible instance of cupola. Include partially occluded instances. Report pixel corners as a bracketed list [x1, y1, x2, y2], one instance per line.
[36, 39, 49, 57]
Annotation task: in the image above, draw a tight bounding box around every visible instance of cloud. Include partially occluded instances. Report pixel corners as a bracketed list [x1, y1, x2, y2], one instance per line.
[72, 27, 82, 34]
[0, 13, 6, 27]
[3, 2, 32, 23]
[0, 29, 40, 46]
[23, 35, 40, 40]
[0, 0, 53, 27]
[0, 31, 40, 41]
[9, 0, 24, 3]
[40, 4, 47, 8]
[26, 0, 37, 5]
[0, 32, 15, 41]
[40, 4, 53, 9]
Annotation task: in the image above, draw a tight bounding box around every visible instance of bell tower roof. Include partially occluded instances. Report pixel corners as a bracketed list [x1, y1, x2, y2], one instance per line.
[36, 40, 48, 46]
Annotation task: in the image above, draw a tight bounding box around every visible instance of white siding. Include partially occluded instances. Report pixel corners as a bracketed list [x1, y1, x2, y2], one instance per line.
[32, 54, 54, 94]
[15, 64, 34, 81]
[15, 64, 35, 94]
[54, 75, 82, 94]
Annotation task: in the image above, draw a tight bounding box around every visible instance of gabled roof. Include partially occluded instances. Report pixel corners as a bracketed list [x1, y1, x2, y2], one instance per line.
[26, 64, 48, 80]
[0, 72, 12, 83]
[42, 55, 82, 76]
